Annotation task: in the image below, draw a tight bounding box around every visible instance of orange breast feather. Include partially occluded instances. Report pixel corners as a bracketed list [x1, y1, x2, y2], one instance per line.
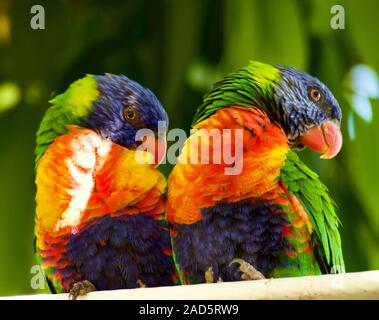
[167, 106, 290, 225]
[35, 125, 166, 247]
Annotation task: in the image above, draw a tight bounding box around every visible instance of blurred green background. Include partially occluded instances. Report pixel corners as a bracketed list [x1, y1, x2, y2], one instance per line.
[0, 0, 378, 296]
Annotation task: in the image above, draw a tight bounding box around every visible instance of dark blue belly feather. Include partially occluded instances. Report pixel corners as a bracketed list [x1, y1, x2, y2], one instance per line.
[171, 199, 289, 283]
[56, 214, 174, 291]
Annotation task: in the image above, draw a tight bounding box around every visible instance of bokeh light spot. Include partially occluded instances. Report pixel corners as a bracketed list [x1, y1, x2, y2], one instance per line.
[0, 82, 21, 112]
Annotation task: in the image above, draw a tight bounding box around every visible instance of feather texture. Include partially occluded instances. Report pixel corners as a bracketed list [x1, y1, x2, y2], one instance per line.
[280, 151, 345, 273]
[168, 61, 344, 283]
[35, 126, 174, 291]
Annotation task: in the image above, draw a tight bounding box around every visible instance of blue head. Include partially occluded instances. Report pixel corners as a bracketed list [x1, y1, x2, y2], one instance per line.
[273, 65, 342, 158]
[86, 74, 168, 150]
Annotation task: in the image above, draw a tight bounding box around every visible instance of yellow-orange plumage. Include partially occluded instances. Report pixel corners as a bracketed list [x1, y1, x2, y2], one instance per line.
[167, 106, 291, 225]
[35, 125, 165, 248]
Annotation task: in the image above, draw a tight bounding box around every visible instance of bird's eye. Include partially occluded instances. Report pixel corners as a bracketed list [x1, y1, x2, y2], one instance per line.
[123, 105, 146, 128]
[124, 106, 136, 120]
[309, 88, 322, 102]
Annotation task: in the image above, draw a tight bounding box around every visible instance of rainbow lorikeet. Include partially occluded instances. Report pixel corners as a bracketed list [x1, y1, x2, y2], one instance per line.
[34, 74, 175, 298]
[167, 61, 345, 284]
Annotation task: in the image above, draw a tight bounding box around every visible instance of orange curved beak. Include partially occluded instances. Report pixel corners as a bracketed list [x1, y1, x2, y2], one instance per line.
[142, 134, 167, 167]
[299, 121, 343, 159]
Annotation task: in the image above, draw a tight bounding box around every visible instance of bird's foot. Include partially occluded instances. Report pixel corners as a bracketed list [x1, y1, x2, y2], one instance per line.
[229, 258, 265, 280]
[205, 266, 214, 283]
[137, 279, 147, 288]
[205, 266, 222, 283]
[68, 280, 96, 300]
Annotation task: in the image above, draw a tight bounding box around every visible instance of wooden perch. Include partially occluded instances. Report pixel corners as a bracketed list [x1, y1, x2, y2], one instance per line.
[3, 271, 379, 300]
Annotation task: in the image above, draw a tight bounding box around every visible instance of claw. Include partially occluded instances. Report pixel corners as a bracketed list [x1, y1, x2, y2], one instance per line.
[229, 258, 265, 280]
[68, 280, 96, 300]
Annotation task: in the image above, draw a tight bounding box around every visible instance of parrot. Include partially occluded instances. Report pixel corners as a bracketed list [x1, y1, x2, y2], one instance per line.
[34, 74, 176, 299]
[167, 61, 345, 284]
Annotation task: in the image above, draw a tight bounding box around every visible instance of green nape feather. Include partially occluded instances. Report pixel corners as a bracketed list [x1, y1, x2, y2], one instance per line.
[192, 61, 281, 126]
[280, 151, 345, 274]
[34, 75, 99, 167]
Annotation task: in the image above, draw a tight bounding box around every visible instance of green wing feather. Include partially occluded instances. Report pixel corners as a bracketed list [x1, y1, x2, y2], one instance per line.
[280, 151, 345, 273]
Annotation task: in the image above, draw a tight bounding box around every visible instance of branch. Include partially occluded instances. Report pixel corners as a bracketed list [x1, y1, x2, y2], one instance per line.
[3, 271, 379, 300]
